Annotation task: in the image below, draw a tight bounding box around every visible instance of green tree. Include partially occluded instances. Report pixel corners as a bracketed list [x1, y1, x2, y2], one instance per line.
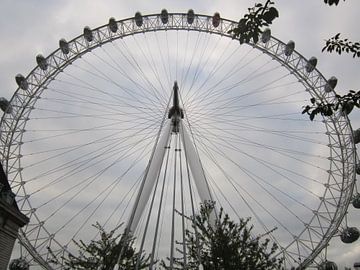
[322, 33, 360, 58]
[302, 91, 360, 120]
[230, 0, 358, 58]
[229, 0, 360, 121]
[8, 258, 29, 270]
[228, 0, 278, 44]
[303, 1, 360, 120]
[324, 0, 345, 6]
[49, 223, 150, 270]
[321, 0, 360, 58]
[163, 201, 283, 270]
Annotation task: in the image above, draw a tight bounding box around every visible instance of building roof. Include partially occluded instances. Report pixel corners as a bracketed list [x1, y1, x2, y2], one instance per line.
[0, 161, 12, 193]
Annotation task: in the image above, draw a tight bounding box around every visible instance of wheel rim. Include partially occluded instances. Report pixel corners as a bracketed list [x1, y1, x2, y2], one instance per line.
[0, 12, 356, 269]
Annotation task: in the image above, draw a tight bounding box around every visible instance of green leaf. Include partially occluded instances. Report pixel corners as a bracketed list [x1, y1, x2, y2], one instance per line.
[239, 36, 245, 44]
[238, 19, 247, 32]
[253, 33, 259, 44]
[302, 106, 310, 114]
[310, 111, 315, 121]
[262, 8, 279, 24]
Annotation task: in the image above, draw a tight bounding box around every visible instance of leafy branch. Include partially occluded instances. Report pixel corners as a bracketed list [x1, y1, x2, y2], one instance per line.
[162, 201, 284, 269]
[322, 33, 360, 58]
[228, 0, 279, 44]
[48, 222, 150, 270]
[302, 90, 360, 120]
[9, 258, 29, 270]
[323, 0, 345, 6]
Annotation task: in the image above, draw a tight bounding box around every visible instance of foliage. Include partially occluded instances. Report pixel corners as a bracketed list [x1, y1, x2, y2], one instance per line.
[229, 0, 358, 119]
[228, 0, 279, 44]
[321, 1, 359, 58]
[302, 91, 360, 120]
[322, 33, 360, 58]
[324, 0, 345, 6]
[8, 258, 29, 270]
[163, 201, 284, 270]
[49, 223, 150, 270]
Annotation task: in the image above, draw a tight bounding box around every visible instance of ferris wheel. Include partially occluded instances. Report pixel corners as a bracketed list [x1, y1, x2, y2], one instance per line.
[1, 10, 359, 269]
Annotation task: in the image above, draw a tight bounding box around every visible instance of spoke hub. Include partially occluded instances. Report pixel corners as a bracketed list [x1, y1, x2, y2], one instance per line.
[168, 81, 184, 133]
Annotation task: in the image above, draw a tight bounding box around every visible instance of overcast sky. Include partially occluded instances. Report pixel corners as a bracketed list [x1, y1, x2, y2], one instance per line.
[1, 0, 360, 269]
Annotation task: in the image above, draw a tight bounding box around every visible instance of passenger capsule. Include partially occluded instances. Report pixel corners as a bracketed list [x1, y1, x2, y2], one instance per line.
[108, 17, 118, 33]
[354, 128, 360, 144]
[340, 227, 360, 243]
[135, 12, 143, 27]
[318, 261, 338, 270]
[212, 12, 220, 28]
[284, 40, 295, 56]
[0, 97, 12, 114]
[160, 9, 169, 24]
[36, 54, 48, 71]
[305, 57, 317, 73]
[15, 74, 28, 90]
[83, 26, 93, 42]
[187, 9, 195, 24]
[353, 193, 360, 209]
[59, 39, 70, 54]
[324, 76, 338, 93]
[261, 28, 271, 43]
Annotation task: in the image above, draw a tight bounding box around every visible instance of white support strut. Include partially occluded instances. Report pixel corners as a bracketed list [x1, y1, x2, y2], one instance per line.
[129, 120, 172, 233]
[179, 121, 213, 204]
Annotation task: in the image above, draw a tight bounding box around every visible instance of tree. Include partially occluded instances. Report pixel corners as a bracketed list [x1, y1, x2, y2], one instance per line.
[323, 0, 345, 6]
[306, 0, 360, 119]
[8, 258, 29, 270]
[230, 0, 358, 58]
[322, 33, 360, 58]
[321, 0, 360, 58]
[49, 223, 150, 270]
[229, 0, 360, 121]
[228, 0, 278, 44]
[163, 201, 284, 270]
[301, 91, 360, 120]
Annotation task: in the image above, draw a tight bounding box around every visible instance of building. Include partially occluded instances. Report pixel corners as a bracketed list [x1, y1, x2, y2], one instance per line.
[0, 162, 29, 269]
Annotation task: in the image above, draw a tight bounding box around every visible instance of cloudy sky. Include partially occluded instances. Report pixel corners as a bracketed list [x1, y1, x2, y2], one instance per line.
[1, 0, 360, 269]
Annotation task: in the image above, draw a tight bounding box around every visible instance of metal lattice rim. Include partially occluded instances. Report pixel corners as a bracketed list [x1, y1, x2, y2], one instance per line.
[0, 12, 356, 269]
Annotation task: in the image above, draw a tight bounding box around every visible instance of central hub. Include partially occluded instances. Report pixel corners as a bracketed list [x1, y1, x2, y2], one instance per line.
[168, 81, 184, 133]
